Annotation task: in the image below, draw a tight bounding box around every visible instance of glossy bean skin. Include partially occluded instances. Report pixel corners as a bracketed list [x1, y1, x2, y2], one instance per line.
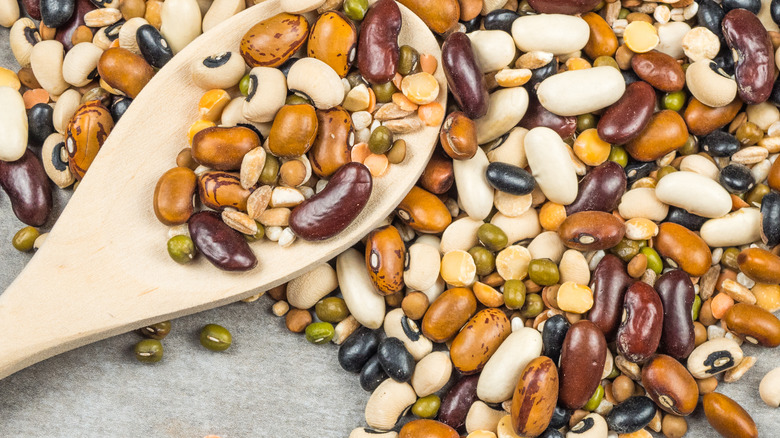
[27, 103, 55, 149]
[631, 51, 685, 92]
[422, 287, 477, 342]
[377, 337, 415, 382]
[655, 270, 696, 360]
[664, 206, 709, 232]
[724, 303, 780, 347]
[396, 186, 452, 234]
[54, 0, 94, 51]
[698, 0, 725, 40]
[597, 81, 655, 145]
[722, 9, 774, 105]
[626, 110, 688, 162]
[268, 104, 318, 158]
[761, 191, 780, 247]
[519, 93, 577, 139]
[137, 24, 173, 69]
[606, 396, 657, 434]
[153, 167, 197, 226]
[589, 254, 634, 341]
[188, 211, 257, 271]
[582, 12, 617, 59]
[419, 150, 454, 194]
[558, 320, 607, 410]
[442, 32, 489, 119]
[21, 0, 41, 20]
[526, 0, 600, 14]
[703, 393, 758, 438]
[557, 211, 625, 251]
[359, 355, 388, 391]
[0, 149, 52, 227]
[440, 111, 478, 160]
[191, 126, 260, 171]
[702, 130, 740, 157]
[526, 60, 558, 93]
[438, 374, 480, 430]
[399, 420, 458, 438]
[396, 0, 459, 34]
[684, 97, 743, 136]
[365, 225, 405, 296]
[737, 247, 780, 284]
[511, 356, 559, 437]
[769, 156, 780, 191]
[97, 48, 155, 99]
[307, 11, 357, 78]
[240, 13, 309, 68]
[197, 171, 251, 211]
[450, 308, 511, 374]
[41, 0, 75, 28]
[486, 162, 535, 196]
[484, 9, 520, 33]
[655, 222, 712, 277]
[289, 162, 372, 241]
[310, 107, 353, 178]
[720, 164, 755, 194]
[65, 101, 114, 181]
[616, 281, 663, 363]
[357, 0, 401, 84]
[338, 327, 380, 372]
[624, 160, 656, 186]
[642, 354, 699, 416]
[566, 161, 626, 215]
[542, 314, 570, 365]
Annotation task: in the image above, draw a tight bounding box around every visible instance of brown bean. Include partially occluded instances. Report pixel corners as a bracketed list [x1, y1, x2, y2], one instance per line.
[724, 303, 780, 347]
[399, 419, 459, 438]
[626, 110, 688, 161]
[527, 0, 600, 14]
[65, 101, 114, 180]
[419, 150, 454, 195]
[240, 12, 309, 68]
[188, 211, 257, 271]
[442, 31, 489, 119]
[737, 247, 780, 284]
[396, 186, 452, 234]
[422, 287, 477, 342]
[768, 156, 780, 192]
[582, 12, 618, 59]
[310, 106, 353, 178]
[642, 354, 699, 416]
[153, 167, 196, 226]
[597, 81, 655, 145]
[558, 320, 607, 410]
[439, 374, 480, 430]
[655, 222, 711, 277]
[96, 47, 155, 99]
[616, 281, 663, 363]
[511, 356, 559, 437]
[307, 11, 357, 78]
[566, 161, 627, 215]
[590, 254, 634, 341]
[357, 0, 401, 84]
[631, 51, 685, 92]
[702, 393, 758, 438]
[197, 171, 251, 211]
[191, 126, 260, 171]
[440, 111, 478, 160]
[557, 211, 625, 251]
[396, 0, 459, 34]
[268, 104, 318, 158]
[655, 270, 696, 360]
[450, 308, 511, 374]
[722, 9, 774, 105]
[365, 225, 405, 296]
[684, 97, 743, 136]
[0, 149, 52, 227]
[289, 162, 372, 240]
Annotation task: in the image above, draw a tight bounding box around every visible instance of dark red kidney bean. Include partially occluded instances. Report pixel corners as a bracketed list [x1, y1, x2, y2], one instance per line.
[137, 25, 173, 69]
[187, 211, 257, 271]
[558, 320, 606, 410]
[55, 0, 96, 51]
[485, 162, 536, 196]
[439, 374, 480, 430]
[442, 32, 489, 119]
[655, 270, 695, 360]
[22, 0, 42, 20]
[723, 0, 760, 14]
[357, 0, 401, 84]
[761, 191, 780, 247]
[589, 254, 634, 341]
[527, 0, 601, 14]
[542, 314, 570, 365]
[616, 281, 663, 363]
[483, 9, 520, 33]
[719, 163, 755, 194]
[289, 162, 372, 241]
[520, 93, 577, 139]
[376, 337, 415, 382]
[0, 149, 53, 227]
[557, 211, 626, 251]
[359, 354, 388, 391]
[338, 327, 380, 373]
[664, 206, 709, 231]
[698, 0, 726, 40]
[701, 130, 740, 157]
[723, 9, 774, 104]
[41, 0, 75, 28]
[566, 161, 627, 215]
[419, 149, 454, 194]
[606, 396, 657, 434]
[597, 81, 656, 145]
[631, 51, 685, 92]
[28, 103, 55, 148]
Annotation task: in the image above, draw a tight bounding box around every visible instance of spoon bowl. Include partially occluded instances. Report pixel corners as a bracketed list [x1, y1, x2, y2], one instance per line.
[0, 0, 446, 379]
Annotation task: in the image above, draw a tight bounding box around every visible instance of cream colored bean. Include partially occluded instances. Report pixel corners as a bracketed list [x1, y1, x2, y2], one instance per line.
[468, 30, 516, 73]
[491, 209, 542, 244]
[84, 8, 122, 27]
[528, 231, 566, 264]
[559, 249, 590, 285]
[486, 127, 528, 168]
[349, 429, 398, 438]
[440, 217, 482, 253]
[495, 245, 532, 280]
[655, 21, 690, 59]
[0, 0, 19, 28]
[9, 18, 38, 68]
[286, 263, 338, 309]
[700, 208, 762, 247]
[466, 401, 505, 434]
[119, 17, 150, 55]
[411, 351, 453, 397]
[337, 249, 385, 329]
[759, 367, 780, 408]
[202, 0, 245, 31]
[62, 42, 103, 87]
[221, 97, 272, 136]
[525, 127, 578, 205]
[494, 191, 532, 217]
[454, 147, 494, 220]
[384, 308, 432, 361]
[624, 217, 659, 240]
[160, 0, 202, 54]
[0, 87, 28, 162]
[685, 59, 737, 108]
[419, 276, 446, 303]
[243, 67, 287, 123]
[618, 188, 669, 221]
[30, 40, 68, 96]
[287, 57, 345, 110]
[679, 154, 720, 180]
[681, 26, 720, 62]
[281, 0, 326, 13]
[655, 171, 732, 218]
[42, 133, 75, 188]
[511, 14, 589, 55]
[52, 89, 81, 134]
[415, 234, 441, 249]
[537, 66, 626, 116]
[364, 379, 416, 431]
[687, 337, 744, 379]
[475, 87, 529, 144]
[404, 243, 441, 291]
[747, 102, 780, 131]
[567, 414, 608, 438]
[751, 159, 772, 187]
[477, 328, 543, 403]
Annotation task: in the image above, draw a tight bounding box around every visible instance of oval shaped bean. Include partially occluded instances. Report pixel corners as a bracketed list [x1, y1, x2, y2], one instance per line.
[192, 126, 260, 171]
[30, 40, 68, 96]
[477, 327, 543, 403]
[525, 127, 578, 205]
[724, 303, 780, 347]
[0, 149, 52, 227]
[655, 222, 712, 277]
[511, 356, 559, 437]
[542, 314, 570, 365]
[468, 30, 516, 73]
[631, 50, 685, 92]
[537, 66, 626, 116]
[566, 161, 626, 215]
[589, 254, 634, 340]
[761, 191, 780, 247]
[655, 270, 695, 360]
[737, 247, 780, 284]
[136, 24, 173, 69]
[687, 337, 744, 379]
[338, 326, 380, 373]
[511, 14, 590, 55]
[307, 11, 356, 78]
[686, 59, 739, 108]
[442, 32, 489, 119]
[396, 186, 452, 234]
[760, 367, 780, 408]
[655, 171, 732, 219]
[338, 248, 386, 329]
[159, 0, 201, 54]
[153, 167, 197, 226]
[310, 106, 353, 178]
[0, 87, 28, 162]
[422, 287, 476, 342]
[365, 226, 406, 296]
[684, 97, 743, 136]
[287, 57, 345, 110]
[558, 211, 625, 251]
[700, 208, 762, 247]
[606, 396, 656, 434]
[703, 393, 758, 438]
[486, 162, 535, 196]
[377, 337, 415, 383]
[399, 420, 458, 438]
[439, 374, 480, 430]
[475, 87, 529, 144]
[357, 0, 400, 84]
[642, 354, 699, 416]
[359, 355, 388, 392]
[396, 0, 458, 34]
[558, 320, 607, 410]
[597, 81, 655, 145]
[625, 110, 688, 162]
[197, 171, 250, 211]
[240, 13, 308, 68]
[411, 351, 452, 397]
[41, 0, 74, 29]
[188, 211, 257, 271]
[97, 47, 155, 99]
[722, 9, 774, 104]
[519, 94, 577, 139]
[450, 308, 511, 374]
[453, 147, 493, 220]
[66, 101, 114, 181]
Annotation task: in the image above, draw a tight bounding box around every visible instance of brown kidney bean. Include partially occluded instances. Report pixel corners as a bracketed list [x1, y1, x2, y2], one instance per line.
[737, 247, 780, 284]
[419, 149, 454, 194]
[582, 12, 617, 59]
[566, 161, 626, 215]
[395, 186, 452, 234]
[197, 171, 251, 211]
[310, 106, 353, 178]
[722, 9, 774, 105]
[357, 0, 401, 85]
[97, 47, 155, 99]
[268, 104, 319, 158]
[54, 0, 94, 51]
[450, 308, 511, 374]
[590, 254, 634, 341]
[511, 356, 559, 437]
[365, 225, 405, 296]
[188, 211, 257, 271]
[558, 320, 607, 410]
[702, 393, 758, 438]
[684, 97, 743, 136]
[153, 167, 197, 226]
[399, 420, 458, 438]
[289, 162, 372, 241]
[597, 81, 655, 145]
[642, 354, 699, 416]
[240, 13, 309, 68]
[439, 374, 480, 430]
[527, 0, 600, 14]
[519, 93, 577, 139]
[631, 51, 685, 92]
[191, 126, 260, 171]
[422, 287, 477, 342]
[625, 109, 688, 162]
[0, 149, 52, 227]
[396, 0, 459, 34]
[724, 303, 780, 347]
[616, 281, 663, 363]
[440, 111, 478, 160]
[654, 270, 696, 360]
[557, 211, 625, 251]
[655, 222, 712, 277]
[442, 32, 489, 119]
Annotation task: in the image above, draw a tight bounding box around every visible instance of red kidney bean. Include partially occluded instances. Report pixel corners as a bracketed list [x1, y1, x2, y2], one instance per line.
[289, 162, 372, 241]
[566, 161, 626, 215]
[438, 373, 480, 430]
[630, 51, 685, 92]
[558, 320, 607, 410]
[654, 269, 696, 360]
[188, 211, 257, 271]
[54, 0, 95, 51]
[597, 81, 656, 145]
[616, 281, 663, 363]
[0, 149, 53, 227]
[519, 93, 577, 139]
[557, 211, 626, 251]
[589, 254, 634, 341]
[722, 9, 774, 104]
[357, 0, 401, 85]
[22, 0, 42, 20]
[527, 0, 601, 14]
[442, 32, 489, 119]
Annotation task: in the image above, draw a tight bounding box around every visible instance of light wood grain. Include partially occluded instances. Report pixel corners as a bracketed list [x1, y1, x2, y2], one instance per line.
[0, 0, 446, 380]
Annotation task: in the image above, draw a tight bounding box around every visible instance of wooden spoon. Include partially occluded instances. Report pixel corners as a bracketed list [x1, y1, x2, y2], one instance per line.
[0, 0, 446, 380]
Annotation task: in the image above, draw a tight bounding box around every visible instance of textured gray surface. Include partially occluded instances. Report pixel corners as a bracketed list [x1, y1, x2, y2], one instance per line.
[0, 19, 779, 438]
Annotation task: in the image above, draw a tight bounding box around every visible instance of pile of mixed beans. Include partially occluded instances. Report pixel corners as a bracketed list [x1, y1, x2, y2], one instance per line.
[2, 0, 780, 436]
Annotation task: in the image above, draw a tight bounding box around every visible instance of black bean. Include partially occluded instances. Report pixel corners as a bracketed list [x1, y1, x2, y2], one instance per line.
[664, 206, 709, 231]
[526, 60, 558, 94]
[460, 16, 481, 33]
[359, 355, 388, 391]
[719, 163, 755, 194]
[773, 0, 780, 25]
[137, 24, 173, 69]
[606, 396, 657, 433]
[27, 103, 55, 148]
[769, 77, 780, 106]
[761, 191, 780, 247]
[701, 130, 740, 157]
[542, 314, 570, 365]
[712, 45, 736, 77]
[110, 97, 132, 122]
[278, 57, 300, 77]
[483, 9, 520, 33]
[624, 160, 656, 185]
[376, 337, 415, 383]
[698, 0, 726, 40]
[485, 162, 536, 196]
[549, 404, 572, 430]
[722, 0, 760, 14]
[338, 327, 381, 373]
[621, 69, 641, 85]
[41, 0, 75, 28]
[538, 427, 565, 438]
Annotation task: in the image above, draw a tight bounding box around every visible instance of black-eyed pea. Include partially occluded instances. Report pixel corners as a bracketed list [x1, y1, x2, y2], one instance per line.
[242, 67, 287, 123]
[41, 133, 75, 188]
[287, 57, 345, 109]
[192, 51, 247, 90]
[686, 337, 744, 379]
[30, 40, 68, 96]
